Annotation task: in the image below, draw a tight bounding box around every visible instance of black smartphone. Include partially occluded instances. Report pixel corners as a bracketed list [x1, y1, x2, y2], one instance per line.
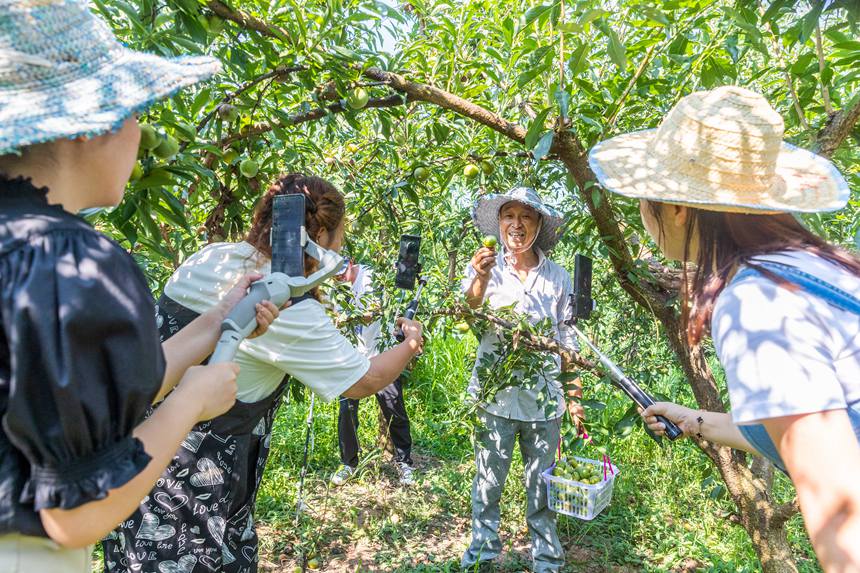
[395, 234, 421, 290]
[271, 194, 306, 276]
[572, 254, 594, 321]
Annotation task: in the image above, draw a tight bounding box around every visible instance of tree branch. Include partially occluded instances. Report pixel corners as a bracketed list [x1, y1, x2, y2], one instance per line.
[602, 42, 659, 135]
[815, 91, 860, 158]
[181, 65, 306, 153]
[773, 498, 800, 527]
[434, 304, 599, 373]
[815, 26, 834, 115]
[361, 68, 528, 143]
[214, 93, 410, 147]
[761, 14, 810, 131]
[206, 0, 293, 45]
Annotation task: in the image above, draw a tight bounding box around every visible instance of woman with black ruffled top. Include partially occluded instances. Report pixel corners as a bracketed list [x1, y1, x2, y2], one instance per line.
[0, 2, 278, 571]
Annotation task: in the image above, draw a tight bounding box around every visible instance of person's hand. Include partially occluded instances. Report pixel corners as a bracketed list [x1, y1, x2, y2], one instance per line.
[247, 300, 286, 338]
[470, 246, 497, 277]
[640, 402, 698, 437]
[176, 363, 239, 421]
[396, 317, 424, 354]
[213, 273, 289, 338]
[567, 398, 586, 435]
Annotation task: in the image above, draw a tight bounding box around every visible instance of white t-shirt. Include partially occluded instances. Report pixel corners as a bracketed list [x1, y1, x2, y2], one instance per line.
[712, 251, 860, 425]
[460, 248, 578, 421]
[347, 265, 382, 359]
[164, 241, 370, 403]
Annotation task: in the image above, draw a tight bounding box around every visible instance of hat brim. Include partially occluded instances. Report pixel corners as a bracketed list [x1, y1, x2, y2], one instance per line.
[0, 48, 221, 154]
[473, 194, 563, 252]
[588, 129, 850, 214]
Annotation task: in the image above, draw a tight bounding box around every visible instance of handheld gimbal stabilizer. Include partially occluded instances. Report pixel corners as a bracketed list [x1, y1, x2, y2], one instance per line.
[210, 194, 346, 364]
[394, 234, 424, 342]
[568, 255, 683, 442]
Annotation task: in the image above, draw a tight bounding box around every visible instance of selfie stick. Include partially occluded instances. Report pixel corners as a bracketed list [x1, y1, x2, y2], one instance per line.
[568, 254, 682, 441]
[210, 203, 346, 364]
[568, 322, 683, 440]
[395, 276, 427, 342]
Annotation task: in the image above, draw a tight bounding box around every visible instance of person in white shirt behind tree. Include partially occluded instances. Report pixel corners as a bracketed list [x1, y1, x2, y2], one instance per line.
[330, 261, 416, 486]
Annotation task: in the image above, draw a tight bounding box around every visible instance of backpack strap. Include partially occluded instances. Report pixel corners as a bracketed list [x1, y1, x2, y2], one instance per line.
[733, 261, 860, 316]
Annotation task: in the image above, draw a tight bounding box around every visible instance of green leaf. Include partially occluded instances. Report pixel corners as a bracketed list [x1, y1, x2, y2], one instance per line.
[190, 88, 211, 117]
[761, 0, 789, 24]
[331, 45, 358, 60]
[521, 4, 554, 33]
[558, 371, 581, 383]
[432, 122, 450, 144]
[567, 42, 589, 77]
[602, 26, 627, 71]
[789, 52, 815, 75]
[135, 168, 175, 190]
[532, 131, 554, 162]
[517, 65, 548, 89]
[578, 8, 607, 25]
[613, 416, 636, 437]
[799, 3, 824, 44]
[591, 187, 603, 208]
[700, 57, 719, 88]
[524, 107, 552, 149]
[554, 89, 570, 120]
[833, 41, 860, 51]
[639, 7, 669, 26]
[558, 22, 582, 34]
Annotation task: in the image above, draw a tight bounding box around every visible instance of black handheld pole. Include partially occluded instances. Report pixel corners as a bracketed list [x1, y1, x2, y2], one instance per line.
[395, 277, 426, 342]
[569, 322, 683, 441]
[568, 254, 682, 441]
[295, 393, 316, 522]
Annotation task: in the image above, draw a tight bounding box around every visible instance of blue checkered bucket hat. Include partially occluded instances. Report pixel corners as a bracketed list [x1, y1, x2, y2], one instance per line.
[0, 0, 222, 155]
[473, 186, 564, 252]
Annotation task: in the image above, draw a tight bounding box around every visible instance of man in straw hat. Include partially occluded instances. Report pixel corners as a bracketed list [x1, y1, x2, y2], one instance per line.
[0, 1, 280, 572]
[589, 85, 860, 571]
[460, 187, 583, 572]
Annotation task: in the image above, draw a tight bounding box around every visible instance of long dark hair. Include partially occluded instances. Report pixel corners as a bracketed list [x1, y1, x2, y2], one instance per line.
[245, 173, 345, 297]
[646, 201, 860, 345]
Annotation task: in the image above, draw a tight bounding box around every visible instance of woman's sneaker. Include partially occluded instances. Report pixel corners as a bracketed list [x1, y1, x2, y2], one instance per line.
[331, 465, 355, 486]
[397, 462, 416, 486]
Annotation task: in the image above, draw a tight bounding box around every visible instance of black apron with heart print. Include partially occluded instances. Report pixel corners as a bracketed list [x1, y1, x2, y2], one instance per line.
[102, 295, 299, 573]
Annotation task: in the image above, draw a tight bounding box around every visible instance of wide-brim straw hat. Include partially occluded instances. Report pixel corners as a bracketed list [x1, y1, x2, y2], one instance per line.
[473, 186, 563, 252]
[588, 86, 850, 214]
[0, 0, 222, 155]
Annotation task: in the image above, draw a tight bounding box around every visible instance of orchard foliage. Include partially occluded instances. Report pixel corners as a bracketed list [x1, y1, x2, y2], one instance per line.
[92, 0, 859, 285]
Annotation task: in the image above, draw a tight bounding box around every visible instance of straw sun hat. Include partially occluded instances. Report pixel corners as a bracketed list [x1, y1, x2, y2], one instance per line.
[588, 86, 850, 214]
[473, 186, 564, 252]
[0, 0, 222, 155]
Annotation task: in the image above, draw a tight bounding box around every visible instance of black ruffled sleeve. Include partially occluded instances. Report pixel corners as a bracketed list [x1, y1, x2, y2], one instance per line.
[1, 229, 164, 511]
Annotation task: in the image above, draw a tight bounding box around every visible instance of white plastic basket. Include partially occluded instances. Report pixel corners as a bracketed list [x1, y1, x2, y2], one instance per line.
[542, 456, 619, 521]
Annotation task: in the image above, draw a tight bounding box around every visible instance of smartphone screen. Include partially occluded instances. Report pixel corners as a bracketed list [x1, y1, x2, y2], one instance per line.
[395, 234, 421, 290]
[572, 254, 593, 320]
[271, 194, 306, 276]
